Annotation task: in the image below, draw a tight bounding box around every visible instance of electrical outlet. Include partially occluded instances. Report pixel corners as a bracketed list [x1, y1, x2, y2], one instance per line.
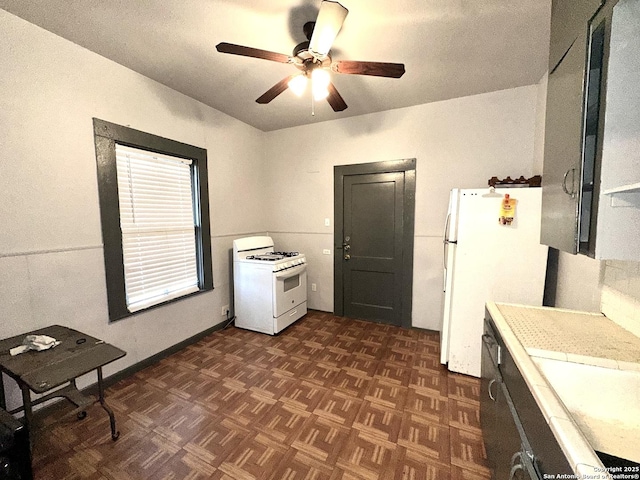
[221, 305, 229, 316]
[322, 249, 331, 255]
[311, 283, 317, 292]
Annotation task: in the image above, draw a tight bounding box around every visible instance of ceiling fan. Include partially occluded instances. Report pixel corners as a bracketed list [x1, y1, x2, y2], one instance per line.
[216, 0, 405, 112]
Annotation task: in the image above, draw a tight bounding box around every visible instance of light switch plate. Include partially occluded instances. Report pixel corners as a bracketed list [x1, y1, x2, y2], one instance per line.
[324, 218, 331, 226]
[322, 249, 331, 255]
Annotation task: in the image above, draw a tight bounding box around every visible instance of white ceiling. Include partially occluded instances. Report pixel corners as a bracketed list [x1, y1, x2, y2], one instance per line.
[1, 0, 551, 132]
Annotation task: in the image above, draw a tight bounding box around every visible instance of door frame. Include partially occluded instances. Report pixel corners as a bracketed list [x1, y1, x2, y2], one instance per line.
[333, 158, 416, 328]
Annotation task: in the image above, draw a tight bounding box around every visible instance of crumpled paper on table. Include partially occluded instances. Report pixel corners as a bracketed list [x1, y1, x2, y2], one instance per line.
[10, 335, 61, 356]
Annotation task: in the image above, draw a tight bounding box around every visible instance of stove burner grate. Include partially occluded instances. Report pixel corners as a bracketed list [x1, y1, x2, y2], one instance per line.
[246, 254, 279, 261]
[246, 251, 300, 261]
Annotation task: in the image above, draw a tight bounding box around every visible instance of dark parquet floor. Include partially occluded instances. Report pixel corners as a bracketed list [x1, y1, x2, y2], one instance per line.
[31, 310, 490, 480]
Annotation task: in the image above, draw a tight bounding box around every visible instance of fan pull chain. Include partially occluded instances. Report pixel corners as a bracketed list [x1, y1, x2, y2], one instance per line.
[311, 93, 315, 116]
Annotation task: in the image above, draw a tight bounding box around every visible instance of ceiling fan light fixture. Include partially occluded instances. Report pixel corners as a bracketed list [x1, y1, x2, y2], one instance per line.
[216, 0, 404, 113]
[288, 74, 308, 97]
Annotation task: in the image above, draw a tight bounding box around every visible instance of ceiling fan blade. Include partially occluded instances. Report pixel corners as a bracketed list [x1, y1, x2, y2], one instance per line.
[309, 1, 348, 57]
[216, 42, 291, 63]
[326, 82, 348, 112]
[256, 76, 295, 104]
[332, 60, 406, 78]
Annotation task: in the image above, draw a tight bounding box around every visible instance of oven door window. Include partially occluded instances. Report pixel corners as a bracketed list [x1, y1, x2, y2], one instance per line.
[283, 275, 300, 292]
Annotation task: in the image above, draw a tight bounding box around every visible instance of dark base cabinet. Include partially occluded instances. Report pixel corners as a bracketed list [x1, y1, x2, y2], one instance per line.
[480, 327, 499, 474]
[500, 338, 573, 477]
[0, 409, 32, 480]
[481, 314, 572, 479]
[481, 319, 530, 479]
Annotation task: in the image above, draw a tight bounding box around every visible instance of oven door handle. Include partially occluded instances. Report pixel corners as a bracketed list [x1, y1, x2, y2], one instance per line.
[274, 264, 307, 279]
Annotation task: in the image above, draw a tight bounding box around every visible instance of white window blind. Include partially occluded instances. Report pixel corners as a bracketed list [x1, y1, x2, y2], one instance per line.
[115, 144, 199, 312]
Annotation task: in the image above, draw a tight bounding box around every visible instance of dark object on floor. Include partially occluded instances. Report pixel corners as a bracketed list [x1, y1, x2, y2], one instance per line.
[0, 408, 32, 480]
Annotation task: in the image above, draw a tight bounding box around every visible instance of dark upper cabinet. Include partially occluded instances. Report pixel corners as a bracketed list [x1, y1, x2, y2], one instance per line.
[541, 34, 587, 254]
[549, 0, 604, 70]
[541, 0, 640, 260]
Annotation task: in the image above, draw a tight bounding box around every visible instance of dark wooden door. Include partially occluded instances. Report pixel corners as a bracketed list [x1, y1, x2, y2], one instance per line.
[342, 171, 405, 325]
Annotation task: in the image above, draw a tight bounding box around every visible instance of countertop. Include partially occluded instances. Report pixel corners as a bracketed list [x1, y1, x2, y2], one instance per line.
[495, 303, 640, 369]
[486, 302, 640, 480]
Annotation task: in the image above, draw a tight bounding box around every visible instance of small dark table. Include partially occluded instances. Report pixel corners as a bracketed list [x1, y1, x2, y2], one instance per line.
[0, 325, 126, 442]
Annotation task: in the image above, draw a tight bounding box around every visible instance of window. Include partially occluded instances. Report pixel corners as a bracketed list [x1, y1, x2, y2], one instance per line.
[94, 119, 213, 321]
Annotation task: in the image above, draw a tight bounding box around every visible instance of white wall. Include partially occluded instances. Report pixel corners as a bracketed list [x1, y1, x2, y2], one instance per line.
[264, 85, 541, 330]
[555, 252, 603, 311]
[0, 10, 267, 408]
[555, 251, 640, 337]
[601, 261, 640, 338]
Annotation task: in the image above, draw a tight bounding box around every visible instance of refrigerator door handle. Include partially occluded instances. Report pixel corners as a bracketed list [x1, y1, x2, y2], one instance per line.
[443, 239, 457, 277]
[443, 212, 451, 290]
[443, 255, 447, 291]
[443, 212, 451, 241]
[442, 212, 458, 290]
[443, 213, 451, 267]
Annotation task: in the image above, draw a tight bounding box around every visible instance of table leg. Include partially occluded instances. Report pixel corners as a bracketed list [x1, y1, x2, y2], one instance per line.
[97, 367, 119, 441]
[20, 383, 34, 448]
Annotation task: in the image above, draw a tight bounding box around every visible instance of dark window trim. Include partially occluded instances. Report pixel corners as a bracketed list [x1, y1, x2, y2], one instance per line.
[93, 118, 213, 322]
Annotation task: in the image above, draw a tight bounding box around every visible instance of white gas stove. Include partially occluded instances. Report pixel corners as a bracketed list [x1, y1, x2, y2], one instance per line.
[232, 236, 307, 334]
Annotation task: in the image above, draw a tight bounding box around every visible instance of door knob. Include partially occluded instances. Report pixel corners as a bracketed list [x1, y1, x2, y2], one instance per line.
[344, 254, 351, 260]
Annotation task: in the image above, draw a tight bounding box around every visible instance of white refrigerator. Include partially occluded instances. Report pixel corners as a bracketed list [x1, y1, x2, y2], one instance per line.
[440, 187, 548, 377]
